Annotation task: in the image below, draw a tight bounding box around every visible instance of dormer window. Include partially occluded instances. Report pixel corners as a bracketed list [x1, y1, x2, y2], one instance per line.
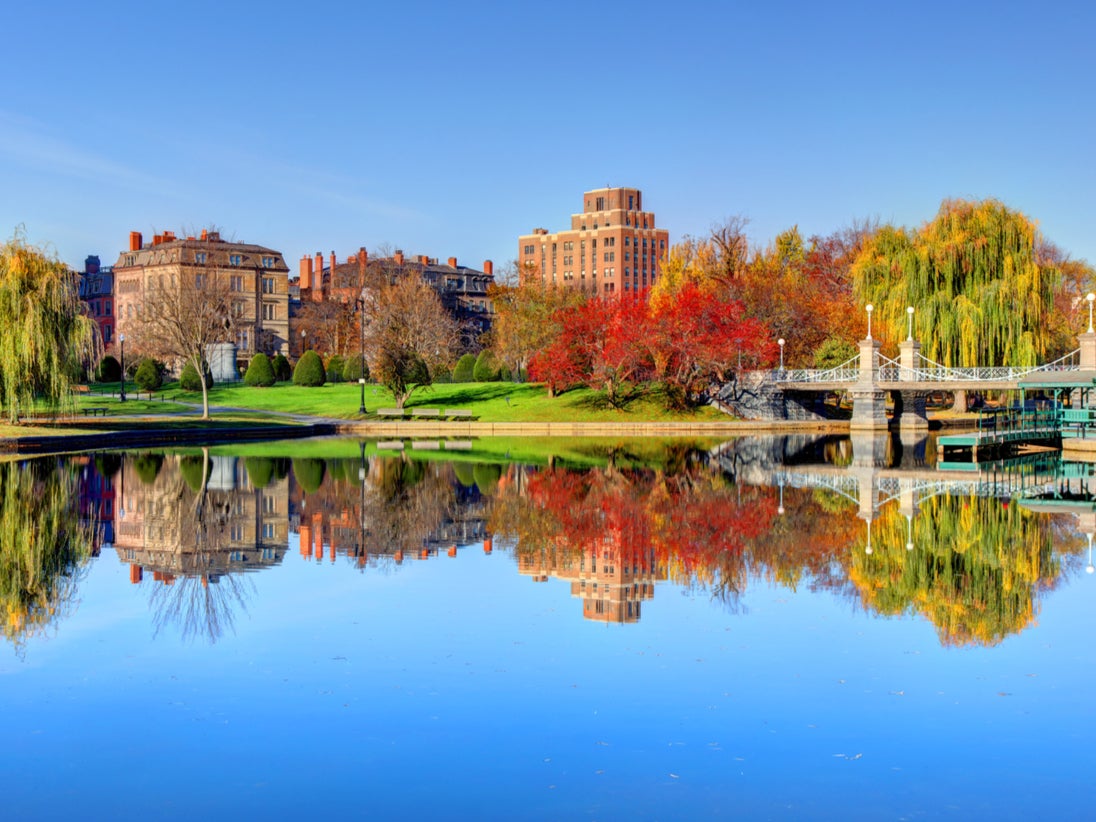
[229, 254, 243, 266]
[261, 256, 275, 268]
[195, 252, 207, 264]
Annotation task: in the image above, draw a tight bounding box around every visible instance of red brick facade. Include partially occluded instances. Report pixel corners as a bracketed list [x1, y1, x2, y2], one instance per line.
[518, 187, 669, 296]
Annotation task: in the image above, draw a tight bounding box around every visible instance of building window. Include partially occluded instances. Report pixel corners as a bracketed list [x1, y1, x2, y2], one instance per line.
[233, 301, 244, 317]
[596, 196, 605, 210]
[261, 256, 276, 268]
[523, 244, 535, 255]
[229, 254, 243, 266]
[231, 275, 243, 291]
[103, 326, 112, 343]
[262, 277, 275, 294]
[195, 252, 207, 264]
[237, 329, 250, 350]
[262, 303, 276, 321]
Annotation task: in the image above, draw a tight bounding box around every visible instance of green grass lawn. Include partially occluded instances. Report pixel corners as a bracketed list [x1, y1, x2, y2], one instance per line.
[188, 380, 727, 423]
[6, 379, 727, 438]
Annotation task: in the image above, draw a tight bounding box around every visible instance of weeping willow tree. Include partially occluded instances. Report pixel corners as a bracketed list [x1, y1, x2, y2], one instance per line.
[852, 199, 1061, 366]
[0, 235, 101, 423]
[848, 496, 1060, 647]
[0, 459, 95, 651]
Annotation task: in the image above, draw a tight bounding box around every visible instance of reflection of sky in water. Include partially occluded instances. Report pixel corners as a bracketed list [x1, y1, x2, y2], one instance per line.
[3, 528, 1094, 819]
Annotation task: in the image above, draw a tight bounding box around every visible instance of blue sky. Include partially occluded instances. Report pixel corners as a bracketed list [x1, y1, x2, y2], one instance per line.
[3, 1, 1093, 274]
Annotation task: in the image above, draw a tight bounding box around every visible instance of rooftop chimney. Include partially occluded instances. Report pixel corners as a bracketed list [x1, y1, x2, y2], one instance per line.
[448, 256, 457, 268]
[129, 231, 142, 251]
[300, 255, 313, 291]
[483, 260, 494, 276]
[200, 229, 208, 241]
[394, 250, 404, 266]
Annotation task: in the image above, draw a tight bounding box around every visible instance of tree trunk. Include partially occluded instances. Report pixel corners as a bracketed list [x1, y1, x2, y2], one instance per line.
[952, 389, 968, 414]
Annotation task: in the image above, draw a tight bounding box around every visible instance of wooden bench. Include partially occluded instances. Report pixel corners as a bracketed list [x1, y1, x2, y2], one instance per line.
[444, 409, 477, 420]
[82, 406, 110, 417]
[376, 408, 407, 419]
[73, 385, 92, 395]
[410, 407, 442, 419]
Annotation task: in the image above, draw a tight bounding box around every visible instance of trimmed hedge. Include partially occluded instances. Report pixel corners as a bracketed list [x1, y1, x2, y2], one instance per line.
[342, 356, 369, 382]
[272, 353, 292, 382]
[180, 360, 213, 391]
[326, 355, 345, 383]
[95, 355, 121, 383]
[452, 353, 477, 382]
[293, 351, 326, 386]
[245, 353, 277, 387]
[134, 358, 163, 392]
[473, 350, 502, 382]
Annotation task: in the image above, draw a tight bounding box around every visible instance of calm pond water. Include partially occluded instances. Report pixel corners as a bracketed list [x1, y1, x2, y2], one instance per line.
[2, 434, 1094, 820]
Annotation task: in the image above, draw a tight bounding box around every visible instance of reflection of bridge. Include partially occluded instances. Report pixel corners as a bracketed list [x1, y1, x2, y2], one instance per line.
[713, 431, 1096, 540]
[721, 329, 1096, 431]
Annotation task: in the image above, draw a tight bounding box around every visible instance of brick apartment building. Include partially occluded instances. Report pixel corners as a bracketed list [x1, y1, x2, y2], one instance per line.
[295, 247, 495, 352]
[113, 230, 291, 370]
[518, 186, 669, 296]
[76, 254, 115, 348]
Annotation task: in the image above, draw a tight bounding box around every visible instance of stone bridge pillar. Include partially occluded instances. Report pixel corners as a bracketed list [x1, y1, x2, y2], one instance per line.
[1080, 331, 1096, 369]
[851, 337, 886, 429]
[893, 338, 929, 430]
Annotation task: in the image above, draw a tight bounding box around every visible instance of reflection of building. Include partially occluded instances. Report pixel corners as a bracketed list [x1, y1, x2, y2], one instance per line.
[113, 455, 289, 585]
[76, 456, 115, 556]
[517, 528, 666, 623]
[113, 229, 291, 368]
[518, 186, 669, 297]
[289, 459, 491, 565]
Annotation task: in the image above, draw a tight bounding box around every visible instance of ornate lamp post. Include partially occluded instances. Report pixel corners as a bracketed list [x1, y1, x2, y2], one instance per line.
[866, 304, 874, 340]
[907, 305, 915, 340]
[119, 333, 126, 402]
[778, 338, 785, 371]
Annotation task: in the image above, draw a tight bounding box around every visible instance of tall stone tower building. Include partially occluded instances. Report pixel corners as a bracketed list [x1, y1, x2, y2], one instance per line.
[518, 187, 669, 296]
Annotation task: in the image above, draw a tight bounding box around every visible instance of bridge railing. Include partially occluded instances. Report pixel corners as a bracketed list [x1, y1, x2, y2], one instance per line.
[768, 349, 1081, 384]
[770, 354, 859, 384]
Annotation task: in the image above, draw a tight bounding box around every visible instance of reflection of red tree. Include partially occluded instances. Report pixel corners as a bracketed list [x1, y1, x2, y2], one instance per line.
[513, 468, 788, 618]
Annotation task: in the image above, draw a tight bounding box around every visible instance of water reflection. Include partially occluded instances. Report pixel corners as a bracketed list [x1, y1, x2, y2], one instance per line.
[1, 434, 1091, 648]
[0, 459, 96, 650]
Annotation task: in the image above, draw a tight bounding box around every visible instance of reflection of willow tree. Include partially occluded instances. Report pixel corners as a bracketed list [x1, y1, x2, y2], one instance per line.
[132, 450, 256, 643]
[147, 573, 253, 643]
[0, 459, 95, 650]
[849, 496, 1062, 647]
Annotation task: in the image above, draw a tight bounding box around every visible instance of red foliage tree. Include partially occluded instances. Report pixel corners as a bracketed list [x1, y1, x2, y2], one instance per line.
[530, 296, 652, 405]
[648, 283, 773, 407]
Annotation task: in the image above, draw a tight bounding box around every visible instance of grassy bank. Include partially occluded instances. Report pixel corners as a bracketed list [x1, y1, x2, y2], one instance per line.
[72, 380, 727, 424]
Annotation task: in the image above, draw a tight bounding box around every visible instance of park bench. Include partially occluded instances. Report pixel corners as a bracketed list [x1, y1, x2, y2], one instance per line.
[410, 407, 442, 419]
[376, 408, 407, 419]
[444, 409, 477, 420]
[82, 406, 110, 417]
